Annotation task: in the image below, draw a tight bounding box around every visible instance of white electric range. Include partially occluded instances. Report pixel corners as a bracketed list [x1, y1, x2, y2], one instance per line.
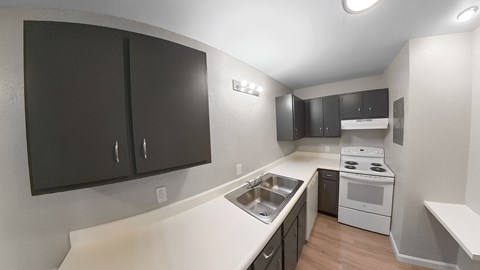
[338, 146, 395, 235]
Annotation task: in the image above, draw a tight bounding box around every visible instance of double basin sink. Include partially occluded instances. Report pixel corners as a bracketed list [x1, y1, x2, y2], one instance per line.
[225, 174, 303, 224]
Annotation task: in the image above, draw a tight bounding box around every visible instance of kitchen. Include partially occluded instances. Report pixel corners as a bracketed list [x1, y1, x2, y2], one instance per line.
[0, 1, 480, 270]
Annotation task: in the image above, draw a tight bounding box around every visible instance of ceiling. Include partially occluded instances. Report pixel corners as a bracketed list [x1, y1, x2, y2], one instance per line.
[3, 0, 480, 89]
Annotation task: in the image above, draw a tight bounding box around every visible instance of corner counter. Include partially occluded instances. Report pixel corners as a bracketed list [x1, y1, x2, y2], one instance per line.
[59, 152, 340, 270]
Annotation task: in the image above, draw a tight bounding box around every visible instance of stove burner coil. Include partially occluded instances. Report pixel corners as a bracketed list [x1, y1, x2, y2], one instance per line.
[345, 165, 356, 169]
[345, 161, 358, 165]
[370, 167, 387, 172]
[371, 163, 382, 166]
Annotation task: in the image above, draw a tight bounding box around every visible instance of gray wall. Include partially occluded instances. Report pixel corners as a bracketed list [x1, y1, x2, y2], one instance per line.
[0, 9, 295, 270]
[384, 32, 473, 265]
[293, 75, 387, 153]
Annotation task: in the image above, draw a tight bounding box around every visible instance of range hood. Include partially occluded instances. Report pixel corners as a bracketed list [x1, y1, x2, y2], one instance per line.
[341, 118, 389, 130]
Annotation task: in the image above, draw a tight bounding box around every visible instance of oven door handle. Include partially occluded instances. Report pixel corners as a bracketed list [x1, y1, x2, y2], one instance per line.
[340, 173, 394, 184]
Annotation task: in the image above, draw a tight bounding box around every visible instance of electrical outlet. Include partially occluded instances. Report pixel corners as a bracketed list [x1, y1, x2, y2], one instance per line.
[236, 164, 242, 176]
[156, 186, 167, 204]
[325, 145, 330, 152]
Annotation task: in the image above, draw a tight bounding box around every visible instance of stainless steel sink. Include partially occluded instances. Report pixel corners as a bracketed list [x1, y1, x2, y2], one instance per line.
[260, 175, 299, 196]
[225, 173, 303, 224]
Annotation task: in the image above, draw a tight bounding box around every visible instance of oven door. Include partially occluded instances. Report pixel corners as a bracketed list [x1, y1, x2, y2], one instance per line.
[339, 172, 394, 216]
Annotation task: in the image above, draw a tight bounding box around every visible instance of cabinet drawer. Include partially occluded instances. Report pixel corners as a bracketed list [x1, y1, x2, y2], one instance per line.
[283, 191, 306, 236]
[321, 170, 339, 181]
[266, 247, 283, 270]
[254, 227, 282, 270]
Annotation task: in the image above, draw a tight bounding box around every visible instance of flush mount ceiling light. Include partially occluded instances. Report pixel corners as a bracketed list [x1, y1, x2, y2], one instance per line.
[457, 6, 478, 22]
[342, 0, 382, 14]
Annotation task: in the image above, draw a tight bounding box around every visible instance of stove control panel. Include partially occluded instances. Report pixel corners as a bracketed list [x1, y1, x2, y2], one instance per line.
[341, 146, 384, 157]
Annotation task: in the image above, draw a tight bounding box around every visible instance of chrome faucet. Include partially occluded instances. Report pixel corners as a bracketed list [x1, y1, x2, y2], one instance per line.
[246, 174, 264, 189]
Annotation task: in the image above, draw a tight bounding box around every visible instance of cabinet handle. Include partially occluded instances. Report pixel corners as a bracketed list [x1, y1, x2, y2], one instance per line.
[262, 246, 275, 259]
[114, 141, 120, 163]
[294, 226, 298, 237]
[369, 107, 372, 112]
[326, 174, 332, 177]
[323, 183, 326, 190]
[319, 127, 322, 131]
[142, 139, 148, 160]
[326, 127, 329, 132]
[357, 107, 361, 112]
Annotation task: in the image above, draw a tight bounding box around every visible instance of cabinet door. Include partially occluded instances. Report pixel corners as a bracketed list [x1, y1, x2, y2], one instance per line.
[318, 179, 338, 216]
[363, 89, 389, 118]
[129, 34, 211, 174]
[266, 248, 283, 270]
[340, 92, 363, 120]
[24, 21, 132, 194]
[297, 203, 307, 259]
[276, 95, 294, 141]
[323, 95, 340, 137]
[293, 95, 305, 140]
[284, 220, 298, 270]
[305, 98, 324, 137]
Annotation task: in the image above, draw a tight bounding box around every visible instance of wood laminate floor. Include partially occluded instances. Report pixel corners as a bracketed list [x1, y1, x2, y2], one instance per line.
[296, 214, 431, 270]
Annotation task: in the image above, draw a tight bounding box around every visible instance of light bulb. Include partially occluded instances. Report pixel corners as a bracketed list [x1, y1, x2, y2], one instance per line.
[240, 80, 248, 87]
[342, 0, 382, 14]
[457, 6, 478, 22]
[249, 83, 256, 90]
[257, 86, 263, 93]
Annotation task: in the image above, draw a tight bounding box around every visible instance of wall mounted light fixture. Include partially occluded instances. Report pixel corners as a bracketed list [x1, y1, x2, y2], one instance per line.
[232, 79, 263, 97]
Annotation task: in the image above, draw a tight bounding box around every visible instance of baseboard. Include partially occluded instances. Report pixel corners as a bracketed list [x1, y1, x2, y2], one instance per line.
[389, 233, 460, 270]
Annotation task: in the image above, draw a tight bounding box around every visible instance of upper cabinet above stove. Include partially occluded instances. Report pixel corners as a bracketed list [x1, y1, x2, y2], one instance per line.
[340, 89, 389, 120]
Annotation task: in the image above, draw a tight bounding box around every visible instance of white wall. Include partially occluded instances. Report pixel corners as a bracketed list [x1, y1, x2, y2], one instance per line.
[466, 26, 480, 215]
[383, 43, 410, 248]
[384, 32, 473, 265]
[458, 25, 480, 270]
[0, 9, 295, 270]
[293, 75, 387, 153]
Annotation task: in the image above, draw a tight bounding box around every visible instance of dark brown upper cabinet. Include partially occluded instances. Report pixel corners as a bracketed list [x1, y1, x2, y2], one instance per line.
[129, 34, 211, 175]
[24, 21, 210, 195]
[340, 89, 389, 120]
[275, 94, 305, 141]
[305, 95, 340, 137]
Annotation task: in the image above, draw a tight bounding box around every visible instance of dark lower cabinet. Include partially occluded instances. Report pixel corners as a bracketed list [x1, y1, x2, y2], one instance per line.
[318, 170, 339, 216]
[283, 221, 298, 270]
[129, 34, 211, 175]
[24, 21, 132, 194]
[297, 203, 307, 258]
[266, 248, 283, 270]
[249, 191, 306, 270]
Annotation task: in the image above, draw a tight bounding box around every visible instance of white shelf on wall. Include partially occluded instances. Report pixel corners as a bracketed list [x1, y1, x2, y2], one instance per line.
[424, 201, 480, 261]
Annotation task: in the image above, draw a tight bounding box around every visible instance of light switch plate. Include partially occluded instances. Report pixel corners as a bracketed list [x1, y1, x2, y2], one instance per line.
[156, 186, 167, 204]
[236, 164, 242, 176]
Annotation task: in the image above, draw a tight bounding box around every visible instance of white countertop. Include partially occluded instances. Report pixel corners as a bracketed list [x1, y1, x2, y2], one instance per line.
[59, 152, 340, 270]
[424, 201, 480, 261]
